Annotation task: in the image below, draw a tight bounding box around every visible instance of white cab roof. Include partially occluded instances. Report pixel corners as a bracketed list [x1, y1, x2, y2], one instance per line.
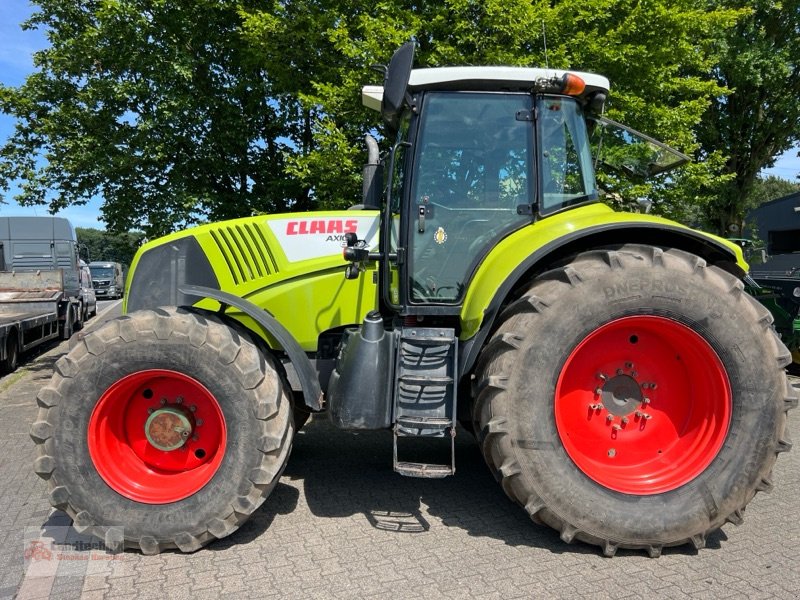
[362, 67, 610, 111]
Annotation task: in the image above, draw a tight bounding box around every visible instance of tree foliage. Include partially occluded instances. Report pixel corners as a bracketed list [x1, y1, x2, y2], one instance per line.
[697, 0, 800, 235]
[1, 0, 310, 237]
[241, 0, 744, 221]
[76, 226, 144, 267]
[0, 0, 792, 238]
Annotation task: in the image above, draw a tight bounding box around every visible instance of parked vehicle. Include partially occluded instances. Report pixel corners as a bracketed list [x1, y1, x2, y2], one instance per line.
[737, 195, 800, 374]
[729, 238, 800, 375]
[33, 45, 796, 556]
[0, 216, 84, 372]
[79, 260, 97, 322]
[88, 261, 125, 299]
[748, 257, 800, 374]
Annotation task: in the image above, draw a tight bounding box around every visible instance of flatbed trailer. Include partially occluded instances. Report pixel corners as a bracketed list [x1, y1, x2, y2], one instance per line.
[0, 271, 77, 373]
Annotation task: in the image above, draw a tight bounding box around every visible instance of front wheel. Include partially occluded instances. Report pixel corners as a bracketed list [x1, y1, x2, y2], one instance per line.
[474, 245, 797, 556]
[31, 307, 294, 553]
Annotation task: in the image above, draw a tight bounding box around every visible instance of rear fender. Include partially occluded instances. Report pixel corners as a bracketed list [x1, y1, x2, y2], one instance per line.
[180, 285, 323, 411]
[458, 210, 746, 376]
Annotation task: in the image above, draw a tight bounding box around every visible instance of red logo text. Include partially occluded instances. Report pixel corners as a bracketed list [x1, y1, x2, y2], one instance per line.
[285, 219, 359, 235]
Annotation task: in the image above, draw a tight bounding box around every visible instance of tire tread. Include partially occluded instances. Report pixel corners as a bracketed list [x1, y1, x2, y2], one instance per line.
[473, 243, 796, 556]
[30, 306, 293, 553]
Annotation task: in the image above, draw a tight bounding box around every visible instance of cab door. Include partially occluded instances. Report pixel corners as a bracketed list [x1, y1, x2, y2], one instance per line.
[406, 91, 534, 308]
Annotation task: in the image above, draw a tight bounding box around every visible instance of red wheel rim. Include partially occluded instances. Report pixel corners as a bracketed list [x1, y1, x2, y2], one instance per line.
[555, 316, 731, 495]
[88, 369, 226, 503]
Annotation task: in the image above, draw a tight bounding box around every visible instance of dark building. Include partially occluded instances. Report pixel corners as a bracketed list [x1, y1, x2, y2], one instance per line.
[747, 192, 800, 255]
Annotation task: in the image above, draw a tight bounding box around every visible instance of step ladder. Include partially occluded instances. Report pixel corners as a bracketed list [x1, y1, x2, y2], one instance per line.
[392, 327, 458, 478]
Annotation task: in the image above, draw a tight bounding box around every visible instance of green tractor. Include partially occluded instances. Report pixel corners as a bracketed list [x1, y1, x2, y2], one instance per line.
[32, 45, 796, 557]
[729, 239, 800, 375]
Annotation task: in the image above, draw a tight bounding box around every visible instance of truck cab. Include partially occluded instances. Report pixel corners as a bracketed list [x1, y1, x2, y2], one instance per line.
[89, 261, 125, 299]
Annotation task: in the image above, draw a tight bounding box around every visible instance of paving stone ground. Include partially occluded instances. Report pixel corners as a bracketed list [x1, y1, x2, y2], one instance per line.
[1, 319, 798, 599]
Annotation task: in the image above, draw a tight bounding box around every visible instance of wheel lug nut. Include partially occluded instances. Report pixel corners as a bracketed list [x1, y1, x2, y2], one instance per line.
[606, 415, 614, 422]
[192, 434, 199, 441]
[642, 397, 651, 405]
[607, 448, 616, 457]
[612, 424, 622, 431]
[641, 383, 649, 389]
[189, 405, 197, 412]
[196, 419, 203, 426]
[589, 403, 602, 410]
[616, 369, 624, 375]
[176, 396, 183, 404]
[160, 398, 167, 405]
[148, 408, 155, 414]
[596, 373, 608, 381]
[595, 387, 603, 395]
[621, 417, 629, 425]
[631, 371, 638, 378]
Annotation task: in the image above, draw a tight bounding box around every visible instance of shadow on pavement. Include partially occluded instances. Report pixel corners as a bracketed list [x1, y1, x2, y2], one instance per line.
[272, 415, 727, 557]
[280, 416, 585, 555]
[211, 482, 301, 551]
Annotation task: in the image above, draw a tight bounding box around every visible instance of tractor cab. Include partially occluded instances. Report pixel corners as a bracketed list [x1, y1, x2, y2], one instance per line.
[356, 43, 688, 316]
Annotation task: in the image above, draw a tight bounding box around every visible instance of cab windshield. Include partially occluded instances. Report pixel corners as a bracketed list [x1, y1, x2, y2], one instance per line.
[90, 267, 114, 278]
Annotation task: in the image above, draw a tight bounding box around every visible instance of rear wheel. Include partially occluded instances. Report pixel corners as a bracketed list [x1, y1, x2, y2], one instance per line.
[31, 307, 294, 553]
[74, 302, 84, 331]
[2, 335, 19, 373]
[60, 304, 74, 339]
[474, 245, 797, 556]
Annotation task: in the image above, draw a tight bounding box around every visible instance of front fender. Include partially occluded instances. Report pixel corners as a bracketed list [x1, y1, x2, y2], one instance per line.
[180, 285, 323, 412]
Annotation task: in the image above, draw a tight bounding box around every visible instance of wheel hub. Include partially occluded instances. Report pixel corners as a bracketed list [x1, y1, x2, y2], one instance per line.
[145, 407, 193, 451]
[599, 374, 642, 417]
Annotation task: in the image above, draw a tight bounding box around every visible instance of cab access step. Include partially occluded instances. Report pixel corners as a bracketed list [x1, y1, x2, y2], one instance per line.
[327, 313, 458, 478]
[392, 327, 458, 478]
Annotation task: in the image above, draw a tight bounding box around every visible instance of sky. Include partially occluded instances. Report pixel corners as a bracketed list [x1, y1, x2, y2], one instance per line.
[1, 1, 799, 232]
[0, 1, 104, 229]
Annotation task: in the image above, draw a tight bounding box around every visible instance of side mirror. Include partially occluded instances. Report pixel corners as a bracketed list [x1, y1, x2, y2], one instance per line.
[382, 42, 415, 132]
[362, 135, 383, 209]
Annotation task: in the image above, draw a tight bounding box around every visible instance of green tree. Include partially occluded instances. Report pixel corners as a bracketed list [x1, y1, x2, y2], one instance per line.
[76, 227, 145, 267]
[0, 0, 753, 234]
[242, 0, 742, 218]
[697, 0, 800, 236]
[0, 0, 308, 238]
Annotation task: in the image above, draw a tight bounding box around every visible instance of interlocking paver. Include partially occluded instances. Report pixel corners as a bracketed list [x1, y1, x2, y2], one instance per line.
[1, 318, 799, 599]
